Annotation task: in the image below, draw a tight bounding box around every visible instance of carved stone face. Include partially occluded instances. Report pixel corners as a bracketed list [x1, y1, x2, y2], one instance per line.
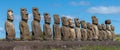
[54, 14, 60, 24]
[21, 8, 28, 21]
[68, 19, 74, 28]
[61, 17, 68, 26]
[101, 24, 106, 30]
[92, 16, 98, 25]
[98, 24, 102, 30]
[7, 9, 14, 21]
[81, 20, 86, 29]
[74, 18, 80, 27]
[87, 22, 92, 29]
[44, 13, 51, 24]
[32, 8, 40, 21]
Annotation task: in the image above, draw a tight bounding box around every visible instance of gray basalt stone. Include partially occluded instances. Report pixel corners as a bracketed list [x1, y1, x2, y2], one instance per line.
[5, 9, 15, 40]
[32, 8, 43, 40]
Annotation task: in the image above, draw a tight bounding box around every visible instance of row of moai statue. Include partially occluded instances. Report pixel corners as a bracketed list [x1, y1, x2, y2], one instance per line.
[5, 8, 115, 41]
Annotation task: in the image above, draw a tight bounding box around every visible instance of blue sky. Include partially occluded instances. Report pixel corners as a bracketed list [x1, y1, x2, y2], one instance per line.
[0, 0, 120, 38]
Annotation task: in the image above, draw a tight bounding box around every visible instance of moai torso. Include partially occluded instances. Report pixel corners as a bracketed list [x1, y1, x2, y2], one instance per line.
[91, 16, 99, 40]
[61, 17, 69, 40]
[101, 24, 107, 40]
[74, 18, 81, 41]
[98, 24, 103, 41]
[53, 14, 61, 40]
[81, 20, 87, 41]
[43, 13, 52, 40]
[32, 8, 42, 40]
[68, 19, 76, 41]
[87, 23, 93, 41]
[105, 20, 113, 40]
[5, 9, 15, 40]
[19, 8, 30, 40]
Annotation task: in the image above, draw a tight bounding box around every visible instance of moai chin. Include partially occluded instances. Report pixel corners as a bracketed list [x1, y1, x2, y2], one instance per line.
[101, 24, 107, 40]
[81, 20, 87, 41]
[68, 19, 76, 41]
[32, 7, 43, 40]
[19, 8, 31, 40]
[43, 13, 52, 40]
[91, 16, 99, 40]
[87, 22, 93, 41]
[105, 20, 113, 40]
[61, 17, 70, 40]
[74, 18, 81, 41]
[5, 9, 15, 40]
[53, 14, 61, 40]
[98, 24, 103, 41]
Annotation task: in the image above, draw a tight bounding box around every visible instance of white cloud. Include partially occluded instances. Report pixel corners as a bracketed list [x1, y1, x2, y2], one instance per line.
[88, 6, 120, 14]
[70, 1, 90, 6]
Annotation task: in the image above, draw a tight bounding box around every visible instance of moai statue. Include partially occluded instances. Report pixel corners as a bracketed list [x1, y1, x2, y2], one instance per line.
[91, 16, 99, 40]
[98, 24, 103, 41]
[111, 25, 115, 40]
[105, 20, 113, 40]
[87, 22, 93, 41]
[53, 14, 61, 40]
[5, 9, 15, 40]
[81, 20, 87, 41]
[68, 19, 76, 41]
[74, 18, 81, 41]
[43, 13, 52, 40]
[101, 24, 107, 40]
[19, 8, 31, 40]
[32, 8, 43, 40]
[61, 17, 70, 40]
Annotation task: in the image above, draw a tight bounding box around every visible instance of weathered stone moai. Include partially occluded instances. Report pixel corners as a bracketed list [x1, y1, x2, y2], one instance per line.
[111, 25, 115, 40]
[68, 19, 76, 41]
[101, 24, 107, 40]
[81, 20, 87, 41]
[87, 22, 93, 41]
[61, 17, 70, 40]
[5, 9, 15, 40]
[19, 8, 31, 40]
[53, 14, 61, 40]
[32, 8, 43, 40]
[74, 18, 81, 41]
[98, 24, 103, 41]
[105, 20, 114, 40]
[43, 13, 52, 40]
[92, 16, 99, 40]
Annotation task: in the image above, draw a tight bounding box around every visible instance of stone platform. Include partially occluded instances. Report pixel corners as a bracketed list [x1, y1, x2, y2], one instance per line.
[0, 41, 119, 50]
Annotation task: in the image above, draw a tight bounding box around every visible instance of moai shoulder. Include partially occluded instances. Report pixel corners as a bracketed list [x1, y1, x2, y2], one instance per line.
[43, 13, 52, 40]
[19, 8, 31, 40]
[5, 9, 15, 40]
[32, 7, 43, 40]
[53, 14, 61, 40]
[74, 18, 81, 41]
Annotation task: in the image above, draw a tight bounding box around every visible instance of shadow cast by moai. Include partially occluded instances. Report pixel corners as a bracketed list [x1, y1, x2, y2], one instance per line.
[5, 8, 115, 41]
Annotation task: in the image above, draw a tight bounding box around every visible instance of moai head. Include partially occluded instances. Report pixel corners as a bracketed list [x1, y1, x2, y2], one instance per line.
[105, 20, 111, 24]
[44, 13, 51, 24]
[92, 16, 98, 25]
[54, 14, 60, 24]
[7, 9, 14, 21]
[32, 7, 40, 22]
[74, 18, 80, 27]
[111, 25, 115, 31]
[81, 20, 87, 29]
[98, 24, 102, 30]
[101, 24, 106, 30]
[21, 8, 28, 21]
[68, 18, 74, 28]
[61, 17, 68, 26]
[87, 22, 92, 30]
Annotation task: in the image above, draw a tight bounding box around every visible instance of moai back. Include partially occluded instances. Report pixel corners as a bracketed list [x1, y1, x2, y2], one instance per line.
[32, 7, 43, 40]
[19, 8, 31, 40]
[5, 9, 15, 40]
